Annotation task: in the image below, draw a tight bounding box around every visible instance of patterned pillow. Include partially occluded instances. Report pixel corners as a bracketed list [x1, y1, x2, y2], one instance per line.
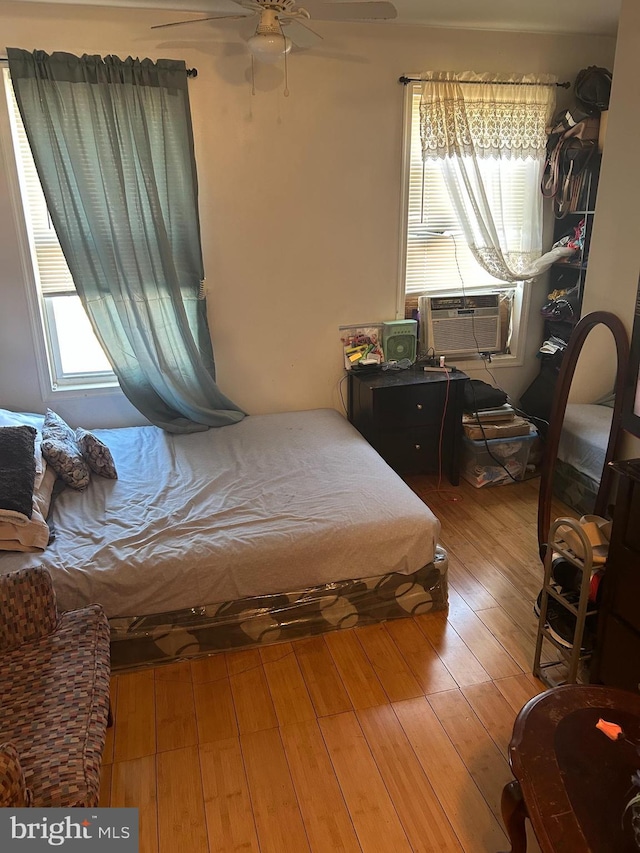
[41, 410, 91, 491]
[0, 742, 31, 807]
[76, 429, 118, 480]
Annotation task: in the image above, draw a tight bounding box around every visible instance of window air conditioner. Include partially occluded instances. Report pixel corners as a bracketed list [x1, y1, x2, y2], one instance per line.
[418, 292, 502, 357]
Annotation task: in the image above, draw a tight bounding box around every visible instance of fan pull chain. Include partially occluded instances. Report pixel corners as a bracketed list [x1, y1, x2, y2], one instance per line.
[283, 43, 289, 98]
[275, 22, 289, 98]
[251, 55, 256, 96]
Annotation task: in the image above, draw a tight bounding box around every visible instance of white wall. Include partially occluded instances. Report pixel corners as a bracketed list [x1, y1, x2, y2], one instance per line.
[0, 0, 616, 426]
[571, 0, 640, 455]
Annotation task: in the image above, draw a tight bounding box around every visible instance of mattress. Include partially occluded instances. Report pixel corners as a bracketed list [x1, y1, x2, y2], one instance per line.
[110, 548, 449, 671]
[552, 458, 599, 516]
[557, 403, 613, 483]
[0, 409, 440, 619]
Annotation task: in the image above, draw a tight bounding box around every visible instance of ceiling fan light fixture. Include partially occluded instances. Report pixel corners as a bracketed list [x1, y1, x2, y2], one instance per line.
[247, 32, 292, 63]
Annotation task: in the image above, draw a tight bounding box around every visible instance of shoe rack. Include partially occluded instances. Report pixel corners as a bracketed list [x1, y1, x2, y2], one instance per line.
[533, 516, 600, 687]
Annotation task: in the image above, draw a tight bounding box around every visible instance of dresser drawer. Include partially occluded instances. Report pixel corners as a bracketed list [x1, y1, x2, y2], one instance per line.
[371, 428, 440, 474]
[607, 544, 640, 632]
[348, 367, 468, 483]
[372, 384, 448, 429]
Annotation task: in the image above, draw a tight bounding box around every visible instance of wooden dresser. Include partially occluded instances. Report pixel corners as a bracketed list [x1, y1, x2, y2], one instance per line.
[347, 367, 468, 484]
[591, 460, 640, 692]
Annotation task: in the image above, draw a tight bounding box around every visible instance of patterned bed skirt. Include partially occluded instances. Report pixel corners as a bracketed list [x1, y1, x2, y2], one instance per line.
[109, 547, 448, 671]
[553, 459, 599, 516]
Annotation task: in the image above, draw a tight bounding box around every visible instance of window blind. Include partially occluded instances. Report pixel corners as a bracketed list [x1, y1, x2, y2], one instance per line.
[405, 87, 527, 296]
[5, 72, 75, 296]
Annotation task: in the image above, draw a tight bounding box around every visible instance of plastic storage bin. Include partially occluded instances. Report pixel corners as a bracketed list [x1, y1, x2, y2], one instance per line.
[461, 429, 537, 488]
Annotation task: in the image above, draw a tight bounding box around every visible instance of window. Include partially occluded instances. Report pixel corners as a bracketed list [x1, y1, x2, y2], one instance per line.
[3, 70, 115, 390]
[400, 83, 534, 362]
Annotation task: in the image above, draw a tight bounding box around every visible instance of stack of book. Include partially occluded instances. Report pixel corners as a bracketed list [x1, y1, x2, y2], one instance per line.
[462, 404, 533, 440]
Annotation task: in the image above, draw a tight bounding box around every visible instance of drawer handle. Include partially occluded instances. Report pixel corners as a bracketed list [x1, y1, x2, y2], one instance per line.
[414, 444, 421, 451]
[416, 404, 423, 410]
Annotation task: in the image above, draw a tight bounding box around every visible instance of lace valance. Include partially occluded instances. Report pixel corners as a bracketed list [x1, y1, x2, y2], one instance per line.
[419, 72, 557, 160]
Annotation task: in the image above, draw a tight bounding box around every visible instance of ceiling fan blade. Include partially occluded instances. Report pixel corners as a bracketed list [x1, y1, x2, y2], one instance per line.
[196, 0, 253, 11]
[281, 16, 324, 48]
[151, 13, 251, 30]
[301, 1, 397, 21]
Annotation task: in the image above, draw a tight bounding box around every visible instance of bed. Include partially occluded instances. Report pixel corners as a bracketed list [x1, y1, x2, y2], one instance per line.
[0, 408, 447, 670]
[553, 401, 614, 515]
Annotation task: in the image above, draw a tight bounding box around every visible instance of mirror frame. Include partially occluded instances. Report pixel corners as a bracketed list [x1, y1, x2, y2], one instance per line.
[622, 278, 640, 438]
[537, 311, 629, 559]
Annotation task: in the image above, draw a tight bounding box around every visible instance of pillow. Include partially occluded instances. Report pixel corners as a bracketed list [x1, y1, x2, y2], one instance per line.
[0, 465, 56, 552]
[41, 409, 91, 490]
[76, 428, 118, 479]
[0, 409, 45, 477]
[0, 425, 36, 522]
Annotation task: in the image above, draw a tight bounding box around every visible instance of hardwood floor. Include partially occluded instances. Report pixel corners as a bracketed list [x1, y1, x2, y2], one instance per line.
[100, 474, 570, 853]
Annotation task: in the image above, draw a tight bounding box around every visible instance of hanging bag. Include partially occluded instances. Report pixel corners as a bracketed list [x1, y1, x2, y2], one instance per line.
[541, 66, 610, 217]
[541, 115, 599, 217]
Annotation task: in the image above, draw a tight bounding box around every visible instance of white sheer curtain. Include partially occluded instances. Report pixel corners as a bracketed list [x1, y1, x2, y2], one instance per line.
[419, 72, 557, 281]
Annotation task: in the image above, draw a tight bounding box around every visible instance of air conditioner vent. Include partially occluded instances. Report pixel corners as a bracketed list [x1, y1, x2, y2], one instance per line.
[418, 291, 501, 356]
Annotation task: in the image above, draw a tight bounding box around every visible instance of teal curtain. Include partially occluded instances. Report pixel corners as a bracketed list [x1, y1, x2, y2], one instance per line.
[8, 48, 245, 433]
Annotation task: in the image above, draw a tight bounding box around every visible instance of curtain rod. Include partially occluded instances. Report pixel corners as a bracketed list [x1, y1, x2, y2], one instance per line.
[0, 57, 198, 77]
[399, 75, 570, 88]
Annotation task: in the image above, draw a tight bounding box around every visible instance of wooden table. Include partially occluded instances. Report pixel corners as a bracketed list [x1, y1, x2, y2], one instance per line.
[502, 684, 640, 852]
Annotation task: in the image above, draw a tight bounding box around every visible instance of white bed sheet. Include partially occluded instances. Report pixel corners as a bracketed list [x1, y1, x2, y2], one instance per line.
[0, 409, 440, 618]
[558, 403, 613, 482]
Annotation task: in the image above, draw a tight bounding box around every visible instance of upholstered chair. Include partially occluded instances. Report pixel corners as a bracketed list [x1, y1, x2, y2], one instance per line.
[0, 567, 110, 807]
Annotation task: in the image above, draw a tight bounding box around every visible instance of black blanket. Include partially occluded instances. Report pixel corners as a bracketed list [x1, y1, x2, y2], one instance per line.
[0, 425, 37, 519]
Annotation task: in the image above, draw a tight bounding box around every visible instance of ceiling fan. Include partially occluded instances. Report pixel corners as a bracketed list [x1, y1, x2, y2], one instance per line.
[151, 0, 398, 63]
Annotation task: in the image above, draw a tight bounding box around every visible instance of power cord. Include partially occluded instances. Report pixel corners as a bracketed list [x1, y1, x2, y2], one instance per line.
[349, 354, 462, 501]
[451, 235, 481, 357]
[421, 367, 464, 503]
[477, 349, 549, 431]
[415, 347, 437, 366]
[448, 234, 533, 483]
[338, 373, 349, 416]
[381, 358, 414, 371]
[467, 380, 520, 484]
[513, 407, 550, 431]
[448, 235, 519, 482]
[480, 352, 501, 388]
